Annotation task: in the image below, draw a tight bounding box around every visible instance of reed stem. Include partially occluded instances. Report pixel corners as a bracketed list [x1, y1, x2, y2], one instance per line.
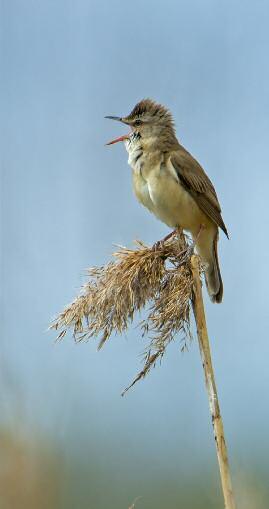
[191, 255, 236, 509]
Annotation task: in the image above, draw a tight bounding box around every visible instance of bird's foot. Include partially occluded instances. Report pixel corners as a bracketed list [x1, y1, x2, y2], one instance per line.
[152, 229, 177, 251]
[179, 244, 194, 262]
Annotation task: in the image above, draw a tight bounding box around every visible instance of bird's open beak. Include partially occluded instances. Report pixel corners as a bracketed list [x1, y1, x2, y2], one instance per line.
[106, 134, 130, 145]
[105, 116, 130, 145]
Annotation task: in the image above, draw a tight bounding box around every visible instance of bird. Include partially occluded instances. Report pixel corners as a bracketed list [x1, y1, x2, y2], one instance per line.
[105, 99, 228, 303]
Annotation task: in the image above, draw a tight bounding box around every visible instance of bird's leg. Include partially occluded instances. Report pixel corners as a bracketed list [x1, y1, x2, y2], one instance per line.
[152, 229, 177, 251]
[178, 224, 206, 262]
[194, 223, 206, 247]
[152, 224, 205, 259]
[187, 223, 206, 255]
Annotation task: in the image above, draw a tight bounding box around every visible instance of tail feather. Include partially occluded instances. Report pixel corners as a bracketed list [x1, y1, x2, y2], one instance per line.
[205, 233, 223, 303]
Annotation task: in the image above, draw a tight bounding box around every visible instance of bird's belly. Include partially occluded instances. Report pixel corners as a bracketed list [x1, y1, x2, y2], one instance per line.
[148, 174, 206, 232]
[132, 167, 209, 234]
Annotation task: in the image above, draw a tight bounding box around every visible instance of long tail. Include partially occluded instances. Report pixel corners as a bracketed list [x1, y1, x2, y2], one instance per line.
[204, 232, 223, 303]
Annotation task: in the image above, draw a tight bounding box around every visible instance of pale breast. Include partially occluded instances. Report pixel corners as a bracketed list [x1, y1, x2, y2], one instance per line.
[132, 171, 155, 213]
[125, 140, 206, 233]
[125, 137, 156, 213]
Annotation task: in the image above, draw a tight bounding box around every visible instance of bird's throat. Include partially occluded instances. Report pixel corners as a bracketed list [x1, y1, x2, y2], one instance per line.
[125, 135, 144, 170]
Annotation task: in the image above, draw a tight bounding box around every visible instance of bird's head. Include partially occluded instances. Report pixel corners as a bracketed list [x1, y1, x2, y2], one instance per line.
[105, 99, 176, 150]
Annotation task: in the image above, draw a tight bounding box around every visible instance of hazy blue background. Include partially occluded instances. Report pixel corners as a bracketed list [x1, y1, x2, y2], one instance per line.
[1, 1, 269, 507]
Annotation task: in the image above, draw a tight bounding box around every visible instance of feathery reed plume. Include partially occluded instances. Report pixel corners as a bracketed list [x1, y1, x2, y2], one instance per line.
[51, 231, 193, 393]
[51, 229, 236, 508]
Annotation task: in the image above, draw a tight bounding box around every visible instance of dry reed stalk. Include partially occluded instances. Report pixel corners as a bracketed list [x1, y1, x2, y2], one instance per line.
[51, 231, 236, 508]
[191, 255, 236, 509]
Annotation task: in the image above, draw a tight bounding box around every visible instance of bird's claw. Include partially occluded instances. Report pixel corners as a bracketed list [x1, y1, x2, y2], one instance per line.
[185, 244, 195, 258]
[177, 243, 195, 265]
[152, 229, 178, 251]
[152, 240, 164, 251]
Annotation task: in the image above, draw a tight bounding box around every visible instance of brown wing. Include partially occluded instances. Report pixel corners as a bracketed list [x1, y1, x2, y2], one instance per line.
[170, 145, 228, 237]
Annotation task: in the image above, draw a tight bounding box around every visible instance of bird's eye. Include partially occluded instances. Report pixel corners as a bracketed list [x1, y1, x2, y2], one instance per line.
[134, 119, 142, 127]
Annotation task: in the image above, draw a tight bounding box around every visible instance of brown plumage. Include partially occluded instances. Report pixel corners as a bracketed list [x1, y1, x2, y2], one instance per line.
[106, 99, 228, 303]
[170, 146, 228, 238]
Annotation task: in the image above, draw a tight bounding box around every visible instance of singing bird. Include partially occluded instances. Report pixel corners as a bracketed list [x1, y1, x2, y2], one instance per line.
[105, 99, 228, 303]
